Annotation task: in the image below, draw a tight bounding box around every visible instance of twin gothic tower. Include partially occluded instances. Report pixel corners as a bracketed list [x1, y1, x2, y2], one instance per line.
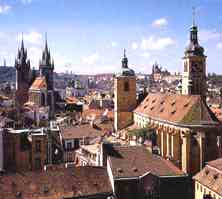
[15, 34, 55, 117]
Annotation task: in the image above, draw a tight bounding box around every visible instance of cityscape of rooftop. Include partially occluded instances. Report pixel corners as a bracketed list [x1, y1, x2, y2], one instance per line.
[1, 1, 222, 199]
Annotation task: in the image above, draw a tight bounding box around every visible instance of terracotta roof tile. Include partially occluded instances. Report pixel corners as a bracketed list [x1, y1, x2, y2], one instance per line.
[108, 146, 185, 179]
[30, 77, 47, 90]
[193, 159, 222, 196]
[211, 107, 222, 122]
[134, 93, 220, 126]
[82, 109, 114, 120]
[61, 124, 103, 140]
[0, 166, 112, 199]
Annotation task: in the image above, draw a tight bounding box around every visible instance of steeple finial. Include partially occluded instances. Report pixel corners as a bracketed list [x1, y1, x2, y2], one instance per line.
[45, 32, 48, 50]
[122, 48, 128, 68]
[21, 32, 24, 49]
[192, 6, 196, 27]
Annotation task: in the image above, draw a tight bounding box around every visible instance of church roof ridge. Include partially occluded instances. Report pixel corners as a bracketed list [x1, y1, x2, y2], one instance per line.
[134, 93, 220, 127]
[30, 76, 47, 90]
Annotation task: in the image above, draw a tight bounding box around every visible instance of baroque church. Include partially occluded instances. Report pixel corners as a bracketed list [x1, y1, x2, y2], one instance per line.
[15, 35, 55, 119]
[114, 20, 222, 174]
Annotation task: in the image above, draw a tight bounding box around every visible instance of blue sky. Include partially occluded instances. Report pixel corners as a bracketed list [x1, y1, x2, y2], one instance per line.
[1, 0, 222, 74]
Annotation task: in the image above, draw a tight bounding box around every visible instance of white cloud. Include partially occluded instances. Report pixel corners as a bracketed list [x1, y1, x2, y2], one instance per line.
[17, 31, 43, 45]
[217, 42, 222, 49]
[131, 42, 138, 50]
[0, 32, 6, 38]
[54, 53, 72, 69]
[0, 51, 10, 57]
[199, 29, 221, 43]
[82, 53, 100, 65]
[140, 36, 175, 51]
[152, 18, 168, 28]
[140, 52, 150, 58]
[111, 41, 118, 47]
[0, 5, 11, 14]
[28, 47, 42, 67]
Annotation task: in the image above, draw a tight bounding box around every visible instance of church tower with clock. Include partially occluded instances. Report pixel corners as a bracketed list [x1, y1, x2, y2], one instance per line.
[114, 49, 137, 131]
[182, 15, 207, 99]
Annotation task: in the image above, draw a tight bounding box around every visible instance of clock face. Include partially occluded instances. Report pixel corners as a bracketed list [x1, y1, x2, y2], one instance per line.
[191, 61, 203, 73]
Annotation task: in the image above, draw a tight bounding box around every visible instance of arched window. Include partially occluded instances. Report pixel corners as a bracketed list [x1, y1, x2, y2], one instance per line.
[124, 81, 129, 92]
[203, 194, 212, 199]
[184, 62, 188, 72]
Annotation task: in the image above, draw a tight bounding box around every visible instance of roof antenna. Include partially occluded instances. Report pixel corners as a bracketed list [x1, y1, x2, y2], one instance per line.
[123, 48, 126, 58]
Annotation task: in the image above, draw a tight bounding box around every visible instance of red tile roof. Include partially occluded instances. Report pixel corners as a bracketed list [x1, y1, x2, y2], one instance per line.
[30, 77, 47, 90]
[0, 166, 112, 199]
[208, 158, 222, 172]
[82, 109, 114, 120]
[61, 124, 103, 140]
[193, 159, 222, 196]
[211, 107, 222, 122]
[134, 93, 220, 126]
[108, 146, 185, 179]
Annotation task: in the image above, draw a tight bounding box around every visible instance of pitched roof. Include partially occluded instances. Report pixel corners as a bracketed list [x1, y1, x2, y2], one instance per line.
[82, 109, 114, 120]
[30, 77, 47, 90]
[134, 93, 220, 126]
[0, 166, 112, 199]
[208, 158, 222, 171]
[210, 107, 222, 122]
[61, 124, 103, 140]
[193, 158, 222, 196]
[108, 146, 185, 179]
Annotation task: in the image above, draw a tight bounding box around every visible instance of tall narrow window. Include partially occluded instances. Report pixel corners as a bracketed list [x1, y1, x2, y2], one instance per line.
[41, 93, 45, 106]
[184, 62, 188, 72]
[35, 140, 41, 153]
[35, 158, 41, 170]
[124, 81, 129, 92]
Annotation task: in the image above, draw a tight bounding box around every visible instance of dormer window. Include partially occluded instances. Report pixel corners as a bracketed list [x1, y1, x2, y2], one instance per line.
[184, 102, 189, 107]
[160, 108, 164, 113]
[171, 110, 176, 114]
[171, 100, 176, 106]
[160, 100, 164, 105]
[152, 99, 156, 104]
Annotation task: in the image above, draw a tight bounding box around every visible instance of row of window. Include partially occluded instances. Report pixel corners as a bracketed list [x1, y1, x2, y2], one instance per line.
[134, 114, 149, 128]
[196, 182, 222, 199]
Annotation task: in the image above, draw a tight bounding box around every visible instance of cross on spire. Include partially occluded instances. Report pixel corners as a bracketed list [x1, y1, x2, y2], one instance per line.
[45, 32, 48, 50]
[21, 32, 24, 49]
[123, 48, 126, 58]
[192, 6, 196, 27]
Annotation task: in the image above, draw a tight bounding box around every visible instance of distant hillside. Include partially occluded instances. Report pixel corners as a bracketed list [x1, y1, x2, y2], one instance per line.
[0, 66, 16, 83]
